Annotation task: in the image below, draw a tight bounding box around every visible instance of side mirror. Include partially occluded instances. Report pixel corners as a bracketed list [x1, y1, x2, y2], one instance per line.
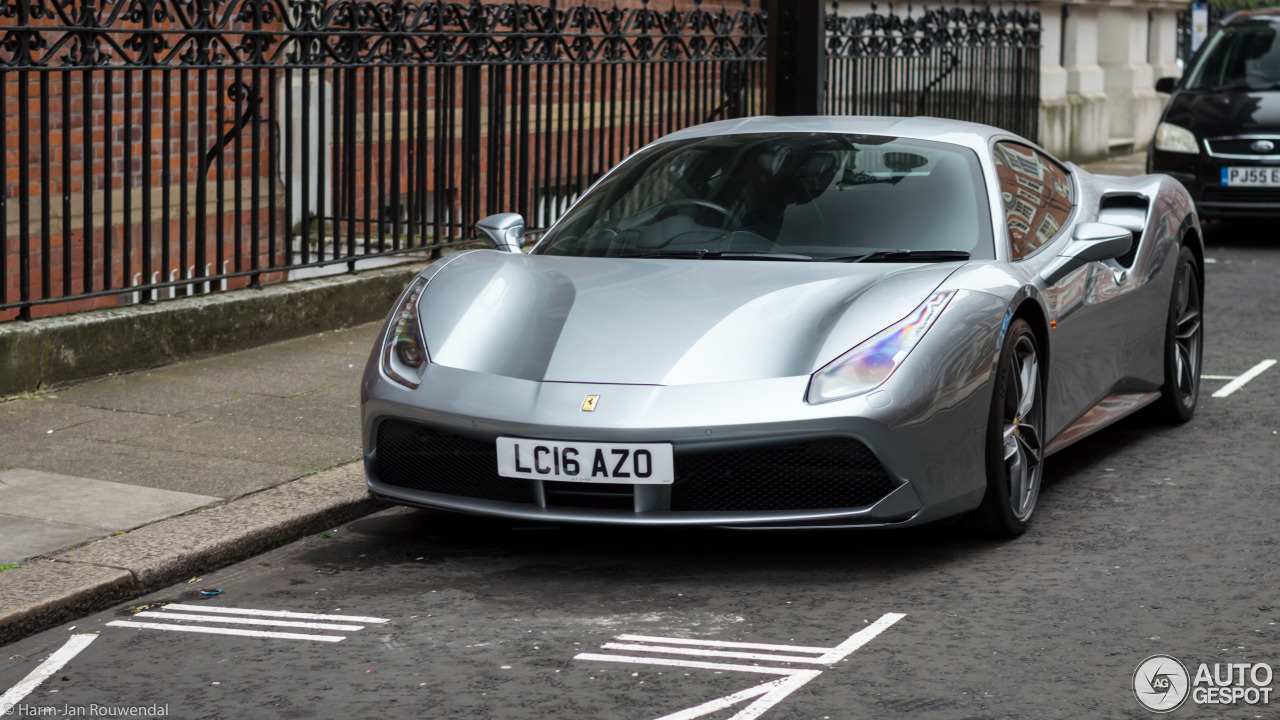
[1039, 222, 1133, 286]
[475, 213, 526, 252]
[1154, 77, 1178, 94]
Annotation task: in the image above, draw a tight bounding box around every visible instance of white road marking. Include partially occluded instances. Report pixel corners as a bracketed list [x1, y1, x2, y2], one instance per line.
[575, 654, 805, 675]
[1, 634, 97, 714]
[812, 612, 906, 664]
[615, 635, 828, 654]
[655, 672, 824, 720]
[1200, 374, 1236, 381]
[134, 611, 365, 632]
[575, 612, 905, 720]
[160, 603, 388, 624]
[601, 643, 830, 664]
[106, 620, 346, 642]
[1212, 359, 1276, 398]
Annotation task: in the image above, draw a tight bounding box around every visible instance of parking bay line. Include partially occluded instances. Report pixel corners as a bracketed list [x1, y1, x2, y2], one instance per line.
[601, 643, 831, 664]
[615, 635, 829, 654]
[577, 613, 905, 720]
[106, 620, 347, 642]
[160, 603, 388, 624]
[1, 634, 98, 714]
[133, 611, 365, 632]
[1212, 359, 1276, 398]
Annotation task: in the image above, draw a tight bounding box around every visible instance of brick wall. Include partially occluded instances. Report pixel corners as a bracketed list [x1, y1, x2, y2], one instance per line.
[2, 0, 764, 321]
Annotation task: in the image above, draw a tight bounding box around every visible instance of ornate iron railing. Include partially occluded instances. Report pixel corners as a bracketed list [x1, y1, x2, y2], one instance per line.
[826, 1, 1041, 141]
[0, 0, 767, 318]
[1, 0, 1040, 321]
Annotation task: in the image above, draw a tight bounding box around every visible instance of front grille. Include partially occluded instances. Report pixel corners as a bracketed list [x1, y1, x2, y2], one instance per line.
[1201, 187, 1280, 204]
[1205, 138, 1280, 157]
[374, 420, 535, 504]
[671, 439, 897, 512]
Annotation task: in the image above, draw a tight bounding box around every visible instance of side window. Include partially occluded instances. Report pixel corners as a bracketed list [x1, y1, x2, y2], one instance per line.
[993, 142, 1074, 259]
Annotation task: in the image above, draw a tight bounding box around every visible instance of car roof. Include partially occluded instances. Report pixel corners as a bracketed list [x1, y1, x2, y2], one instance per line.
[1224, 7, 1280, 23]
[654, 115, 1020, 157]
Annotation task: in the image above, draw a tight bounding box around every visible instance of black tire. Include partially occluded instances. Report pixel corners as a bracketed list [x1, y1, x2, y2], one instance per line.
[965, 318, 1045, 538]
[1151, 246, 1202, 424]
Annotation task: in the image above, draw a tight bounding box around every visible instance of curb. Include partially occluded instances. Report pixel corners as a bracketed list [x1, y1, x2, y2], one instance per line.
[0, 462, 379, 647]
[0, 261, 433, 396]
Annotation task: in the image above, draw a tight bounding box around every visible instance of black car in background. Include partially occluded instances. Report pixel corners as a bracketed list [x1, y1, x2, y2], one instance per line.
[1148, 8, 1280, 218]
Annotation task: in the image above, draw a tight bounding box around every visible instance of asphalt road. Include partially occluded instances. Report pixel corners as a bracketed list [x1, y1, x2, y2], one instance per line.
[2, 220, 1277, 720]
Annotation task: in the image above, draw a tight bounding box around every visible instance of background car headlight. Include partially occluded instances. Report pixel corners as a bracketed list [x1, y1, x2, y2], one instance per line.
[806, 291, 954, 404]
[380, 277, 430, 388]
[1154, 122, 1199, 154]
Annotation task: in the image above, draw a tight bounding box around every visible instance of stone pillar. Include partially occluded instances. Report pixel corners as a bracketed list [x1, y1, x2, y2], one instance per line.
[1149, 8, 1183, 84]
[1038, 2, 1071, 156]
[1099, 6, 1162, 152]
[1062, 4, 1110, 161]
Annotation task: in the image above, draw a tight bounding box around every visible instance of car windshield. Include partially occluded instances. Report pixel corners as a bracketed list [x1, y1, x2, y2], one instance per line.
[532, 132, 994, 261]
[1184, 19, 1280, 91]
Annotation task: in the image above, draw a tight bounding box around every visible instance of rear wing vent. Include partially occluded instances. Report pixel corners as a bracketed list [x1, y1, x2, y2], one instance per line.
[1097, 194, 1150, 268]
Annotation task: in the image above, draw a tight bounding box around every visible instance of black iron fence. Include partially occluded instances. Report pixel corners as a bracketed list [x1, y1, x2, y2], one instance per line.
[826, 1, 1041, 142]
[0, 0, 767, 319]
[1, 0, 1041, 321]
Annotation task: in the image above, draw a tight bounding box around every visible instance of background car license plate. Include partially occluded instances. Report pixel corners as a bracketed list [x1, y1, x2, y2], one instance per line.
[1221, 167, 1280, 187]
[496, 438, 674, 484]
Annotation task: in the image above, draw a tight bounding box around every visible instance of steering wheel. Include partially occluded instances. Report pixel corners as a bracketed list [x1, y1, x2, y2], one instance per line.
[657, 198, 733, 227]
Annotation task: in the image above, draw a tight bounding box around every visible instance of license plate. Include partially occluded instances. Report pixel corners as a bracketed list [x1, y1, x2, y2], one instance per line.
[1221, 167, 1280, 187]
[495, 437, 674, 485]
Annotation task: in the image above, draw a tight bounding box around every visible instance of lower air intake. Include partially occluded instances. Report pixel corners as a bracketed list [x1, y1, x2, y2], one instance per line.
[374, 420, 535, 504]
[671, 439, 897, 512]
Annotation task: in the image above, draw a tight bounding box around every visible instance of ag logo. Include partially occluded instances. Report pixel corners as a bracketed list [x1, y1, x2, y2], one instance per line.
[1134, 655, 1190, 713]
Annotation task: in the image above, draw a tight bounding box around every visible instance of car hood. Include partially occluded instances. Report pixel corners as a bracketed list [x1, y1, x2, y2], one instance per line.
[417, 251, 962, 385]
[1164, 89, 1280, 137]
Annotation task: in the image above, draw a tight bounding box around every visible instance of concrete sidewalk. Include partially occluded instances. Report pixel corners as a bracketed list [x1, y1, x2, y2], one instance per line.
[1, 321, 384, 565]
[0, 319, 391, 644]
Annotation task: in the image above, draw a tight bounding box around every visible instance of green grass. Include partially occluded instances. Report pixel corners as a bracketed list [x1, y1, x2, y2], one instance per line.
[0, 564, 19, 572]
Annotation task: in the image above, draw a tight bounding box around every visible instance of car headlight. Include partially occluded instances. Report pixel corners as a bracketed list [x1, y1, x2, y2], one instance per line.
[380, 277, 429, 388]
[1154, 122, 1199, 154]
[806, 291, 954, 404]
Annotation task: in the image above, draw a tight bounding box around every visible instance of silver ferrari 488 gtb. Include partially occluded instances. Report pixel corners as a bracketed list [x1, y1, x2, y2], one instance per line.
[360, 116, 1205, 536]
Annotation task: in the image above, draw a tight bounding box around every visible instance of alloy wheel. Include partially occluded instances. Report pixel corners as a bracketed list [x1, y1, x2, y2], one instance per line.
[1172, 261, 1202, 407]
[1003, 335, 1043, 521]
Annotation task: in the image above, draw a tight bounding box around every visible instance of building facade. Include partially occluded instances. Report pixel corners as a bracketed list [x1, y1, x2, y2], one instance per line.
[1037, 0, 1184, 161]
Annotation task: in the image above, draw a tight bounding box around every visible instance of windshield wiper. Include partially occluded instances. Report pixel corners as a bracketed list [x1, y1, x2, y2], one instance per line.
[613, 250, 813, 261]
[825, 249, 971, 263]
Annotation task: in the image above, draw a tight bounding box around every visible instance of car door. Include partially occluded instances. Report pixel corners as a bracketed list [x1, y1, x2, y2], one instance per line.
[992, 142, 1131, 440]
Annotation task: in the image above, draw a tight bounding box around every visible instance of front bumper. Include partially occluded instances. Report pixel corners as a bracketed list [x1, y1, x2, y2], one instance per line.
[359, 288, 1004, 529]
[366, 417, 929, 529]
[1148, 146, 1280, 218]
